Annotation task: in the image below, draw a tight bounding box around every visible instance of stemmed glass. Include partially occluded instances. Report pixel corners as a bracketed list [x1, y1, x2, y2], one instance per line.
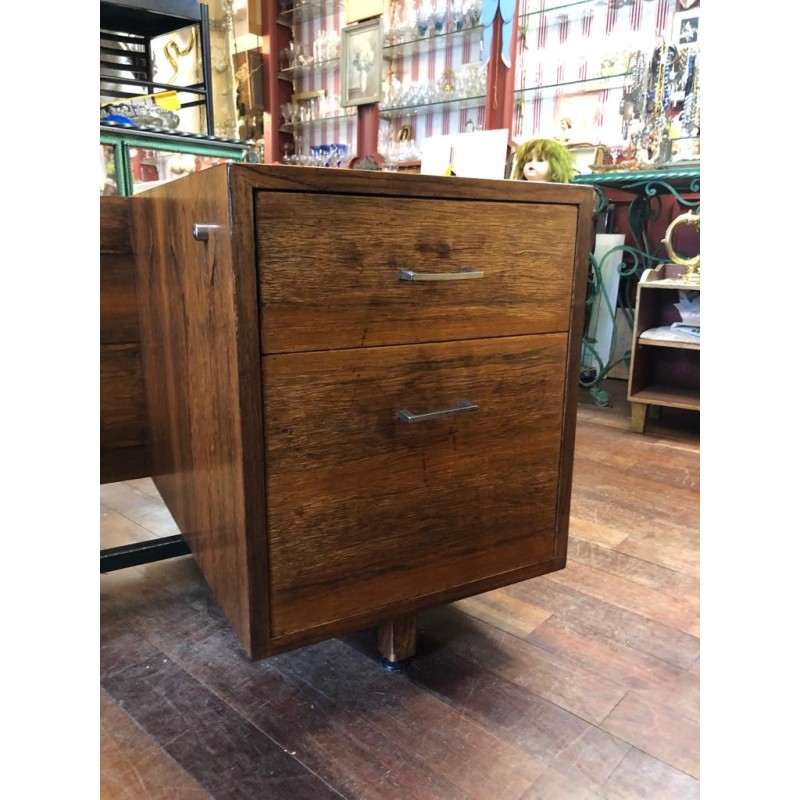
[432, 0, 447, 34]
[416, 0, 432, 37]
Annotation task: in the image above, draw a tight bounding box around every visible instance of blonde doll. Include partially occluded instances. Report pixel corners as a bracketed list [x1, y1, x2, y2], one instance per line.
[511, 138, 576, 183]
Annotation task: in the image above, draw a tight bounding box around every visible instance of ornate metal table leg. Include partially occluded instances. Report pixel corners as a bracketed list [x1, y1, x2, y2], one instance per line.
[378, 614, 417, 671]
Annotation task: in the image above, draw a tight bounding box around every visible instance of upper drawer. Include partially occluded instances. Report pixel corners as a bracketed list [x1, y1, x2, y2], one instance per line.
[255, 191, 579, 353]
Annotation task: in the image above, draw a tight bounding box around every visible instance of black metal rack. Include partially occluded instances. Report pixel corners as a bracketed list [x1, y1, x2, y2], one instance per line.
[100, 0, 214, 134]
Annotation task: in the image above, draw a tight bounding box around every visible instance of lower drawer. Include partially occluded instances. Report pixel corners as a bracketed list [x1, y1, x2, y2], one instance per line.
[263, 334, 569, 638]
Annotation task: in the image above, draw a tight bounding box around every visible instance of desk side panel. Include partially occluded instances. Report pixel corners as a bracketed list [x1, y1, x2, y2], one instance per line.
[553, 190, 593, 565]
[131, 166, 264, 657]
[100, 195, 149, 483]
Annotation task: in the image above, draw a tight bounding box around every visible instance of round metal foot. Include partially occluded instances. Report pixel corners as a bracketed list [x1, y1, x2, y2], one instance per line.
[381, 656, 411, 672]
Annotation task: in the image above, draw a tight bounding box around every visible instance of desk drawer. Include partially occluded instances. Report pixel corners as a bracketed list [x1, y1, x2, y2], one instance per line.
[263, 334, 568, 637]
[256, 192, 578, 353]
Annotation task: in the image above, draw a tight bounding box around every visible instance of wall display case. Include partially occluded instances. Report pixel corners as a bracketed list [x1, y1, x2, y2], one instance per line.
[379, 0, 487, 160]
[511, 0, 693, 149]
[269, 0, 491, 165]
[276, 0, 359, 163]
[130, 163, 595, 662]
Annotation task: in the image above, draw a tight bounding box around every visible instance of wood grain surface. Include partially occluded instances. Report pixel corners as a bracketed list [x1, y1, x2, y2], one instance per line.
[256, 192, 578, 352]
[131, 165, 269, 658]
[264, 335, 569, 638]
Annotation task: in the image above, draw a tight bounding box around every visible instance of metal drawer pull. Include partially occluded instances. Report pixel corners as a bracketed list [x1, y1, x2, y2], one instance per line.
[193, 223, 221, 241]
[395, 400, 478, 424]
[398, 268, 484, 281]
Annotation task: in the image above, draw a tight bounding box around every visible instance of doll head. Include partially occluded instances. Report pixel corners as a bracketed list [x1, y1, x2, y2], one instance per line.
[511, 138, 576, 183]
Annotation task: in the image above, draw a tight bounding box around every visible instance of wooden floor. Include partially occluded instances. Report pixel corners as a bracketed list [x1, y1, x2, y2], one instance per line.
[100, 379, 700, 799]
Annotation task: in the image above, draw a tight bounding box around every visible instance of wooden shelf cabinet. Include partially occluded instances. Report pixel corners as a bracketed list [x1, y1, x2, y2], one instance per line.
[627, 264, 700, 433]
[131, 164, 594, 662]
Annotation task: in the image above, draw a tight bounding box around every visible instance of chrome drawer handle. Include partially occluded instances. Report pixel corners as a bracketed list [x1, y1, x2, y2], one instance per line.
[395, 400, 478, 424]
[398, 268, 484, 281]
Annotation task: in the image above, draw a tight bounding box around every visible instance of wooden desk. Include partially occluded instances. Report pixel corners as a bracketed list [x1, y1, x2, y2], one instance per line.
[130, 163, 594, 663]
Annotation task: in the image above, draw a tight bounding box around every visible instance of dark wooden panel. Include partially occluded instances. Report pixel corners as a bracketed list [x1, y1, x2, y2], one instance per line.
[100, 343, 147, 449]
[101, 253, 140, 344]
[100, 195, 134, 253]
[100, 445, 149, 484]
[265, 335, 568, 638]
[131, 164, 269, 659]
[256, 192, 578, 352]
[100, 194, 149, 483]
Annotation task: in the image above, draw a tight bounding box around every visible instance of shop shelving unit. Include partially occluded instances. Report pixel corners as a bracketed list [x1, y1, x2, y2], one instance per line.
[100, 0, 215, 133]
[627, 263, 700, 433]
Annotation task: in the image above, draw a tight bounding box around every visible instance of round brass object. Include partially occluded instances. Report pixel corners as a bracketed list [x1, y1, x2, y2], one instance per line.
[662, 209, 700, 282]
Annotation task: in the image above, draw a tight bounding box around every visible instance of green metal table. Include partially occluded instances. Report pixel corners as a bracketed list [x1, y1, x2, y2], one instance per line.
[101, 122, 255, 196]
[570, 165, 700, 405]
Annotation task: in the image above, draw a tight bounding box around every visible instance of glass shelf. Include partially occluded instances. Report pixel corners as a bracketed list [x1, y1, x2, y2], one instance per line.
[519, 0, 596, 24]
[278, 58, 340, 82]
[279, 112, 357, 133]
[278, 0, 343, 28]
[383, 24, 483, 59]
[380, 92, 486, 119]
[514, 72, 629, 100]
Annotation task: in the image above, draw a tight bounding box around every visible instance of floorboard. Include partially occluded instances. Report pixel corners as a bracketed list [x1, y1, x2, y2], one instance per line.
[100, 379, 700, 799]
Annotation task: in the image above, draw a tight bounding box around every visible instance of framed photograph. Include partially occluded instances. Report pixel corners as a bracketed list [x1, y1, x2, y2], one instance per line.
[340, 18, 383, 108]
[671, 8, 700, 49]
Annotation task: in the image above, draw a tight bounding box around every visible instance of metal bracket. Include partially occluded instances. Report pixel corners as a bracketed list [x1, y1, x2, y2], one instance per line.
[193, 223, 221, 241]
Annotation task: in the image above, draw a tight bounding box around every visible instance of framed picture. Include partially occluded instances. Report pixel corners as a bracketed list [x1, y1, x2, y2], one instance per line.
[671, 8, 700, 49]
[344, 0, 388, 24]
[567, 143, 609, 174]
[553, 91, 604, 139]
[233, 49, 264, 115]
[340, 18, 383, 107]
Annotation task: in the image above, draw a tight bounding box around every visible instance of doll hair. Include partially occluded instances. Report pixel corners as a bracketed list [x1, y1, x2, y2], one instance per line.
[511, 138, 576, 183]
